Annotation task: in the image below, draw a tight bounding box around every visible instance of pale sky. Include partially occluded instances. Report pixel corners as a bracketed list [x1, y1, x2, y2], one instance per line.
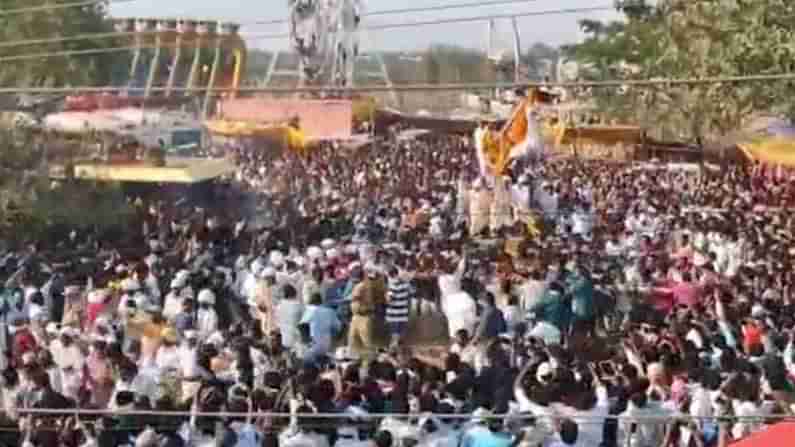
[110, 0, 619, 52]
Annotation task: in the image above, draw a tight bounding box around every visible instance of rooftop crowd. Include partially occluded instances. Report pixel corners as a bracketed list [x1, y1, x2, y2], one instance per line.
[1, 127, 795, 447]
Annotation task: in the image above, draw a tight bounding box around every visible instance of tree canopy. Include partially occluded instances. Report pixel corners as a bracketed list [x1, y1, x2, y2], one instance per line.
[0, 0, 128, 87]
[0, 2, 135, 242]
[564, 0, 795, 143]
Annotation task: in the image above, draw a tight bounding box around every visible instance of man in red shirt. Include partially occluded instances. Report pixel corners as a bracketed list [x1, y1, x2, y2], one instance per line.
[9, 316, 38, 369]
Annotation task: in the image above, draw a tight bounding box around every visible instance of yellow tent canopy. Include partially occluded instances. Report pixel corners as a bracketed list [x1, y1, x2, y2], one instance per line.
[205, 119, 308, 153]
[539, 123, 642, 147]
[57, 157, 237, 184]
[739, 136, 795, 166]
[206, 120, 287, 137]
[555, 125, 642, 147]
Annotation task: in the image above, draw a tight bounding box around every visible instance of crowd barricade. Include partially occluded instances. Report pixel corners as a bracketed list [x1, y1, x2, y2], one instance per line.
[9, 407, 795, 423]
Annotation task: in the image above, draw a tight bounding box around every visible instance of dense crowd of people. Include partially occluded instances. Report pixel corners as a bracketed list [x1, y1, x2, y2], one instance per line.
[1, 127, 794, 447]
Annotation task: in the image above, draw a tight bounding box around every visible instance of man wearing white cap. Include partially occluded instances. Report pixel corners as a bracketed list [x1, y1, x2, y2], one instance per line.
[196, 289, 219, 340]
[49, 325, 84, 398]
[162, 284, 182, 324]
[178, 330, 200, 403]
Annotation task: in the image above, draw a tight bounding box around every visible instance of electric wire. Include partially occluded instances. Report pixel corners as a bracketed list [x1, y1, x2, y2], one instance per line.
[242, 5, 614, 37]
[0, 4, 611, 50]
[0, 44, 169, 62]
[0, 75, 791, 93]
[246, 0, 593, 26]
[0, 0, 136, 16]
[0, 30, 140, 50]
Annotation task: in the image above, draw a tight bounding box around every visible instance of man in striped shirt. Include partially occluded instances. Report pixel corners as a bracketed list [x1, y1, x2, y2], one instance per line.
[386, 266, 413, 347]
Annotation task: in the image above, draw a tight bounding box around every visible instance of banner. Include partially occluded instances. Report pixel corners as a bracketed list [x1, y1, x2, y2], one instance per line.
[218, 99, 352, 140]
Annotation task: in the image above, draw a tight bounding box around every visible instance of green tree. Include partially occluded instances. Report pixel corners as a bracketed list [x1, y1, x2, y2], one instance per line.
[565, 0, 795, 143]
[0, 0, 129, 87]
[0, 127, 133, 245]
[0, 2, 136, 242]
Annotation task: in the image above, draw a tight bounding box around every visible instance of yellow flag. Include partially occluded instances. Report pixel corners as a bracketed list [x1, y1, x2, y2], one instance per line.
[286, 127, 306, 151]
[478, 99, 530, 176]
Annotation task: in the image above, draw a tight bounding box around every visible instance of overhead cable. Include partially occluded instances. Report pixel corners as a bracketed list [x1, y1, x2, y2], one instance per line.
[0, 74, 793, 93]
[0, 30, 138, 49]
[243, 6, 614, 37]
[0, 5, 612, 50]
[247, 0, 587, 26]
[0, 0, 136, 16]
[0, 45, 161, 62]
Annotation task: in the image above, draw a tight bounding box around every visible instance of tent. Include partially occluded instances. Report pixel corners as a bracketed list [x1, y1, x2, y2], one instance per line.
[739, 136, 795, 166]
[62, 157, 236, 184]
[730, 422, 795, 447]
[737, 120, 795, 166]
[204, 119, 308, 154]
[374, 108, 488, 135]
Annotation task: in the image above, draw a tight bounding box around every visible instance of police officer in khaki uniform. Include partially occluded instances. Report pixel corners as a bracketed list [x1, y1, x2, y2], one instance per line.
[348, 264, 385, 365]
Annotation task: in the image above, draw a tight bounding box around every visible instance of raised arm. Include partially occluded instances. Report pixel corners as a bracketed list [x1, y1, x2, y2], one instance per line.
[715, 295, 727, 322]
[588, 363, 609, 408]
[623, 340, 645, 378]
[512, 359, 550, 416]
[449, 254, 467, 284]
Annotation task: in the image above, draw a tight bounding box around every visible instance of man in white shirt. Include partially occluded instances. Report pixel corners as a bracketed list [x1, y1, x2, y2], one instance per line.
[570, 204, 593, 241]
[196, 289, 219, 340]
[163, 273, 192, 322]
[155, 327, 181, 372]
[518, 270, 547, 313]
[178, 331, 199, 403]
[49, 326, 83, 372]
[276, 284, 304, 349]
[242, 259, 264, 303]
[111, 362, 159, 409]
